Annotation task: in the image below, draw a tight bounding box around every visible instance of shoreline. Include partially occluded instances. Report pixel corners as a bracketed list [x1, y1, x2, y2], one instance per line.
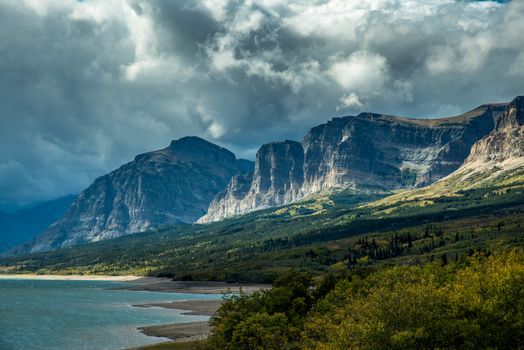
[0, 273, 145, 281]
[129, 282, 270, 348]
[138, 321, 212, 342]
[133, 300, 223, 347]
[1, 274, 270, 348]
[0, 274, 271, 294]
[133, 299, 223, 316]
[117, 279, 271, 294]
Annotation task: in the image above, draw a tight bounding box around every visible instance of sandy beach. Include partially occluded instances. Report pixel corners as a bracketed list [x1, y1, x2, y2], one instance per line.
[0, 273, 145, 281]
[0, 273, 270, 293]
[132, 299, 223, 345]
[138, 322, 212, 342]
[133, 300, 222, 346]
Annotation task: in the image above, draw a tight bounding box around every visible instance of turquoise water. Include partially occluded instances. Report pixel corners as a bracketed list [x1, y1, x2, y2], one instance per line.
[0, 279, 222, 350]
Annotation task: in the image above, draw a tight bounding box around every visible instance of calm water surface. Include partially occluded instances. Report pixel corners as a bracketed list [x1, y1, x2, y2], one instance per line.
[0, 279, 222, 350]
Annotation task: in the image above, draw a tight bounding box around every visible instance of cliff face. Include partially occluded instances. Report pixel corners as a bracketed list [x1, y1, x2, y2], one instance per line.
[199, 140, 304, 222]
[458, 96, 524, 176]
[24, 137, 253, 253]
[377, 96, 524, 206]
[301, 106, 506, 192]
[200, 104, 506, 222]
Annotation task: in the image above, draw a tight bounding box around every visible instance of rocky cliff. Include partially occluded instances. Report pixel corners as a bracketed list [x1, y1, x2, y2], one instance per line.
[366, 96, 524, 209]
[450, 96, 524, 182]
[21, 137, 253, 253]
[199, 140, 304, 222]
[199, 103, 507, 222]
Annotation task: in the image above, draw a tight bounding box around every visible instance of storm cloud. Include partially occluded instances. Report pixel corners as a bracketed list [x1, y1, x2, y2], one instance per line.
[0, 0, 522, 210]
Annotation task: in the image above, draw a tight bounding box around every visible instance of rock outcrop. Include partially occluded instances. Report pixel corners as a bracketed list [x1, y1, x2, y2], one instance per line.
[199, 103, 507, 222]
[450, 96, 524, 182]
[21, 137, 253, 253]
[200, 140, 304, 222]
[373, 96, 524, 207]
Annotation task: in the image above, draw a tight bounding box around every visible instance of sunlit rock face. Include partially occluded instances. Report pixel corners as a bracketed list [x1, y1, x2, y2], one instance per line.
[199, 140, 304, 223]
[22, 137, 253, 253]
[458, 96, 524, 174]
[200, 103, 506, 223]
[301, 106, 505, 192]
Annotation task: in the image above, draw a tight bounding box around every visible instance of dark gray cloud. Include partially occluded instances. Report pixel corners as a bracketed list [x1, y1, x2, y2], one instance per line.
[0, 0, 522, 210]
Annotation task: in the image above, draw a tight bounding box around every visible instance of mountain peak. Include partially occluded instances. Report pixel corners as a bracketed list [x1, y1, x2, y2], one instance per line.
[170, 136, 212, 147]
[463, 95, 524, 167]
[168, 136, 236, 163]
[496, 95, 524, 129]
[20, 137, 251, 253]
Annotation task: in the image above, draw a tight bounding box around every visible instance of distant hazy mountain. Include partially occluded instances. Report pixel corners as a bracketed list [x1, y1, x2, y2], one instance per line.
[199, 102, 507, 222]
[13, 137, 253, 254]
[0, 195, 76, 253]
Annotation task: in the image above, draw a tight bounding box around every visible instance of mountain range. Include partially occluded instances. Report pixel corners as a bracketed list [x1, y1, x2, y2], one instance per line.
[199, 102, 507, 222]
[6, 96, 523, 255]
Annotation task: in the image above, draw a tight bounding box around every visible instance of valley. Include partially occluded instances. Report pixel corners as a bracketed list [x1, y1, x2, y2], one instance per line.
[3, 2, 524, 348]
[1, 96, 523, 350]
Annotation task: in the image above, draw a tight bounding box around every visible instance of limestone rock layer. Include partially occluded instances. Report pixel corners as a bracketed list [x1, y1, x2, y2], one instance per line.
[199, 103, 507, 223]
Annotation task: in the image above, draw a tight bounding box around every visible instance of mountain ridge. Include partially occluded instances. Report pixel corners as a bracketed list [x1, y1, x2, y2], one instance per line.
[199, 102, 507, 223]
[363, 96, 524, 212]
[10, 97, 522, 254]
[14, 137, 253, 254]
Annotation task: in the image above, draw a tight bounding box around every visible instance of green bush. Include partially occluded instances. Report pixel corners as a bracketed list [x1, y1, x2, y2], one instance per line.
[207, 250, 524, 349]
[206, 270, 312, 349]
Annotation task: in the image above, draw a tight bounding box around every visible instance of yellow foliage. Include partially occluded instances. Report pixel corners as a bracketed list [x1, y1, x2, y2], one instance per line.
[303, 249, 524, 349]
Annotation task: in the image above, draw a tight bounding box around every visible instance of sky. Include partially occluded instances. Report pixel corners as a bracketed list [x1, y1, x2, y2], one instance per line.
[0, 0, 522, 211]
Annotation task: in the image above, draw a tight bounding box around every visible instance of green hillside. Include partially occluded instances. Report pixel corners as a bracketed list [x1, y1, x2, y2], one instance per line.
[1, 175, 523, 283]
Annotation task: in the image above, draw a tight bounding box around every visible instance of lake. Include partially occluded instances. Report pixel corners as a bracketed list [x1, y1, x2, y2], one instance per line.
[0, 278, 222, 350]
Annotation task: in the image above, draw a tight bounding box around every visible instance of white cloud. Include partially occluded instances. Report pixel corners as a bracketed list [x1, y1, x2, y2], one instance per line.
[338, 93, 365, 110]
[328, 51, 389, 93]
[199, 0, 229, 21]
[207, 121, 226, 139]
[0, 0, 523, 209]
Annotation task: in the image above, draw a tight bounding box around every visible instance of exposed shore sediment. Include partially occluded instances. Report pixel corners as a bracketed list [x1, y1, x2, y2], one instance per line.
[0, 273, 144, 281]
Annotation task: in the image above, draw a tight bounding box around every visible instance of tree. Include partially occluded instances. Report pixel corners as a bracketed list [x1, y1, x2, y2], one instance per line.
[440, 253, 448, 266]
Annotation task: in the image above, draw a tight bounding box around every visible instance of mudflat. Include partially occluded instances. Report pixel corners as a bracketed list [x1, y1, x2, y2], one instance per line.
[138, 322, 211, 342]
[133, 299, 223, 316]
[120, 278, 271, 294]
[130, 281, 270, 347]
